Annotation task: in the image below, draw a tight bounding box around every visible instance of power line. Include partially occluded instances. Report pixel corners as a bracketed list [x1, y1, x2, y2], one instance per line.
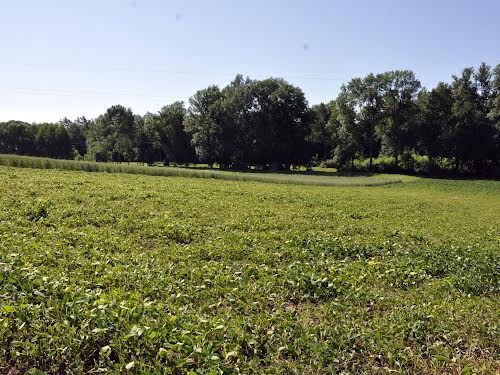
[2, 62, 348, 82]
[2, 86, 186, 102]
[1, 62, 348, 106]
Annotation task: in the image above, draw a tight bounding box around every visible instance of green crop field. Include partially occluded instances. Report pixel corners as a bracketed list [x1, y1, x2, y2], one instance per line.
[0, 165, 499, 374]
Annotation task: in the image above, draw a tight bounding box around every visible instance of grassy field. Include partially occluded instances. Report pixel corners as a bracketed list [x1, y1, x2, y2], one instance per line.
[0, 166, 499, 373]
[0, 154, 403, 187]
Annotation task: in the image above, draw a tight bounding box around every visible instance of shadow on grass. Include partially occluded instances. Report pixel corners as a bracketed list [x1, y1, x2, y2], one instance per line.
[178, 165, 377, 178]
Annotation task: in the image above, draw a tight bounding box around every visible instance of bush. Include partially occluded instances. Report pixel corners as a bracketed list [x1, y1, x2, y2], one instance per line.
[319, 159, 337, 169]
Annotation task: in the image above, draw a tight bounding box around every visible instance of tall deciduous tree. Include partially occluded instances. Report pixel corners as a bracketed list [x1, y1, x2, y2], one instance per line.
[185, 77, 310, 169]
[249, 78, 310, 168]
[219, 75, 255, 168]
[347, 74, 386, 169]
[0, 121, 36, 155]
[451, 67, 492, 171]
[86, 105, 136, 162]
[308, 103, 333, 161]
[416, 83, 454, 161]
[184, 86, 225, 167]
[59, 117, 89, 157]
[332, 86, 360, 170]
[488, 64, 500, 163]
[380, 70, 421, 166]
[145, 102, 195, 165]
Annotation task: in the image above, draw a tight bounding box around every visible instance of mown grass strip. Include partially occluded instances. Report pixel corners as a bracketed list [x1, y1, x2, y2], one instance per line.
[0, 154, 402, 186]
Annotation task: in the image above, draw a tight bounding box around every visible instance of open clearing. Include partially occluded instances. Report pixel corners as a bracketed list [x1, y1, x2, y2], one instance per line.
[0, 166, 498, 373]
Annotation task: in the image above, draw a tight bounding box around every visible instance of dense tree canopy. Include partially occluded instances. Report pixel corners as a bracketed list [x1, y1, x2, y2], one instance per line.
[184, 85, 226, 167]
[308, 103, 333, 162]
[1, 63, 499, 175]
[85, 105, 137, 162]
[185, 77, 310, 169]
[0, 120, 72, 159]
[143, 102, 195, 165]
[416, 83, 454, 161]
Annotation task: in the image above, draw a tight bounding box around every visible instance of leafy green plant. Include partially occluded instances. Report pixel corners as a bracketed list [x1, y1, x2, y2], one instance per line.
[26, 200, 49, 221]
[0, 165, 498, 373]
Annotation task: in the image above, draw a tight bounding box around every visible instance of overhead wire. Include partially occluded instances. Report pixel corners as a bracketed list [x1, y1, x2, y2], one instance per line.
[8, 62, 348, 82]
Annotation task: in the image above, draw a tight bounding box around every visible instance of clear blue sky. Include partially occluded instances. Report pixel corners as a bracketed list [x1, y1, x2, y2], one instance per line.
[1, 0, 499, 123]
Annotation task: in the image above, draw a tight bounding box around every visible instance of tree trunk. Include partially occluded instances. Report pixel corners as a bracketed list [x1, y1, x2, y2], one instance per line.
[369, 137, 373, 170]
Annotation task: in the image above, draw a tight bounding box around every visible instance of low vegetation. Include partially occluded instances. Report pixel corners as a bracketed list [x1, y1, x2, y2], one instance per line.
[0, 155, 402, 187]
[0, 166, 498, 373]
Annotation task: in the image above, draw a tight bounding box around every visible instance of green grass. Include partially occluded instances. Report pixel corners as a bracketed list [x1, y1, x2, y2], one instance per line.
[0, 154, 402, 187]
[0, 166, 499, 373]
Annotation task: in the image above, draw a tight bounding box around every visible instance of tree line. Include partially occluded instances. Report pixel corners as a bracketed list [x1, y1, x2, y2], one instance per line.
[1, 63, 499, 176]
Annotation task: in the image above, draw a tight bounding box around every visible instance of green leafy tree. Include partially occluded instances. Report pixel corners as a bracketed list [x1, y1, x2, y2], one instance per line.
[135, 114, 159, 164]
[86, 105, 136, 162]
[0, 121, 36, 155]
[451, 67, 492, 171]
[220, 75, 255, 168]
[416, 83, 454, 161]
[332, 86, 360, 170]
[488, 64, 500, 163]
[145, 102, 195, 165]
[475, 63, 498, 165]
[346, 74, 386, 169]
[185, 77, 310, 169]
[308, 103, 333, 161]
[59, 117, 89, 157]
[34, 123, 73, 159]
[380, 70, 421, 166]
[248, 78, 310, 168]
[184, 86, 225, 167]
